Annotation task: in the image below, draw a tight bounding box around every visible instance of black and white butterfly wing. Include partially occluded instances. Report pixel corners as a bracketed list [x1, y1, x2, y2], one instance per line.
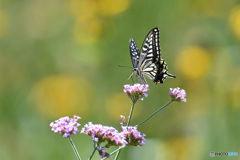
[137, 28, 161, 83]
[129, 38, 140, 69]
[129, 38, 147, 84]
[128, 27, 176, 84]
[139, 28, 176, 84]
[139, 28, 160, 66]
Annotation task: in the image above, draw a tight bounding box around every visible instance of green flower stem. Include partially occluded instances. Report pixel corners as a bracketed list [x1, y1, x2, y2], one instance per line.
[115, 101, 136, 160]
[114, 150, 121, 160]
[89, 143, 97, 160]
[102, 147, 124, 160]
[68, 137, 81, 160]
[127, 102, 136, 127]
[136, 99, 173, 127]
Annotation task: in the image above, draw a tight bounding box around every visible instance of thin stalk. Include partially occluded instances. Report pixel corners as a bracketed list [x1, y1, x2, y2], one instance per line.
[89, 143, 97, 160]
[114, 150, 121, 160]
[102, 147, 123, 160]
[136, 100, 173, 127]
[115, 102, 135, 160]
[68, 137, 81, 160]
[127, 102, 136, 126]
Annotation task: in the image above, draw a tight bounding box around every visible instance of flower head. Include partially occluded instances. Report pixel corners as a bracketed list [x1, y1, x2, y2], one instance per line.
[81, 122, 127, 147]
[121, 126, 146, 147]
[123, 84, 149, 102]
[169, 87, 186, 102]
[50, 115, 81, 138]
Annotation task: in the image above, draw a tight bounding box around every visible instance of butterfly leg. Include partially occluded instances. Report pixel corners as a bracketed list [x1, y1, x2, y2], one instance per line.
[131, 75, 135, 83]
[126, 72, 134, 83]
[139, 75, 147, 84]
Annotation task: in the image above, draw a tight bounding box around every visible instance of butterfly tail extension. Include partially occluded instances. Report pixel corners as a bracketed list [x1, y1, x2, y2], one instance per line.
[166, 73, 176, 79]
[154, 72, 176, 84]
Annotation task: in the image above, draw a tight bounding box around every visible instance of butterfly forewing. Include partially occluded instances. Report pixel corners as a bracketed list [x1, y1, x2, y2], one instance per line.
[129, 38, 140, 69]
[139, 28, 160, 82]
[139, 28, 160, 66]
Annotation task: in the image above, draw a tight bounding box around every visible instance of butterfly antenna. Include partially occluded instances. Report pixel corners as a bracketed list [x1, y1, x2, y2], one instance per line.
[118, 64, 132, 68]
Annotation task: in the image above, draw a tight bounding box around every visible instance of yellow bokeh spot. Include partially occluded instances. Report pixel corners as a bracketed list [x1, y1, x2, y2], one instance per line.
[0, 10, 8, 38]
[68, 0, 129, 18]
[68, 0, 129, 45]
[229, 5, 240, 39]
[176, 46, 211, 79]
[161, 136, 203, 160]
[105, 93, 141, 121]
[231, 74, 240, 109]
[29, 75, 93, 118]
[73, 18, 102, 45]
[68, 0, 98, 20]
[97, 0, 130, 16]
[192, 0, 230, 18]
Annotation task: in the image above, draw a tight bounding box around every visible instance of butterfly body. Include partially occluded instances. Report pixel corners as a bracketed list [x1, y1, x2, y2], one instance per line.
[129, 28, 176, 84]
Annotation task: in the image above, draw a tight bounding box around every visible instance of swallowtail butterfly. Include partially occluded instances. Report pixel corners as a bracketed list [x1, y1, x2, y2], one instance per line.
[129, 28, 176, 84]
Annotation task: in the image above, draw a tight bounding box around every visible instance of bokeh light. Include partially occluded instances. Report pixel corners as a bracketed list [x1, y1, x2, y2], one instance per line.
[231, 73, 240, 109]
[229, 5, 240, 39]
[68, 0, 98, 19]
[73, 18, 102, 45]
[105, 93, 142, 122]
[175, 46, 211, 79]
[68, 0, 130, 45]
[161, 136, 204, 160]
[29, 75, 93, 119]
[97, 0, 130, 16]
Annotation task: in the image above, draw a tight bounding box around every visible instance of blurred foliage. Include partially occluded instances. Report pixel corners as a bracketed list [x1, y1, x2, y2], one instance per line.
[0, 0, 240, 160]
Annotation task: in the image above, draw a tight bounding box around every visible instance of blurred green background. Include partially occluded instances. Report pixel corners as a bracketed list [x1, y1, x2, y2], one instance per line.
[1, 0, 240, 159]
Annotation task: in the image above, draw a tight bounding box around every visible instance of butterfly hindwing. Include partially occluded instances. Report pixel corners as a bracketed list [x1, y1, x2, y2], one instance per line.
[154, 59, 176, 83]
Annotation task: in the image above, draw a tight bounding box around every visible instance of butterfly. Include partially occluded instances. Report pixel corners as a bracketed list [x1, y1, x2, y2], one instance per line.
[128, 27, 176, 84]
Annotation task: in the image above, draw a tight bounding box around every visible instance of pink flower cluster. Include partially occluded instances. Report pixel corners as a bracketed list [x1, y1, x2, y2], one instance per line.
[50, 115, 81, 138]
[122, 126, 146, 147]
[81, 122, 147, 149]
[81, 122, 128, 147]
[169, 87, 186, 102]
[123, 84, 149, 102]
